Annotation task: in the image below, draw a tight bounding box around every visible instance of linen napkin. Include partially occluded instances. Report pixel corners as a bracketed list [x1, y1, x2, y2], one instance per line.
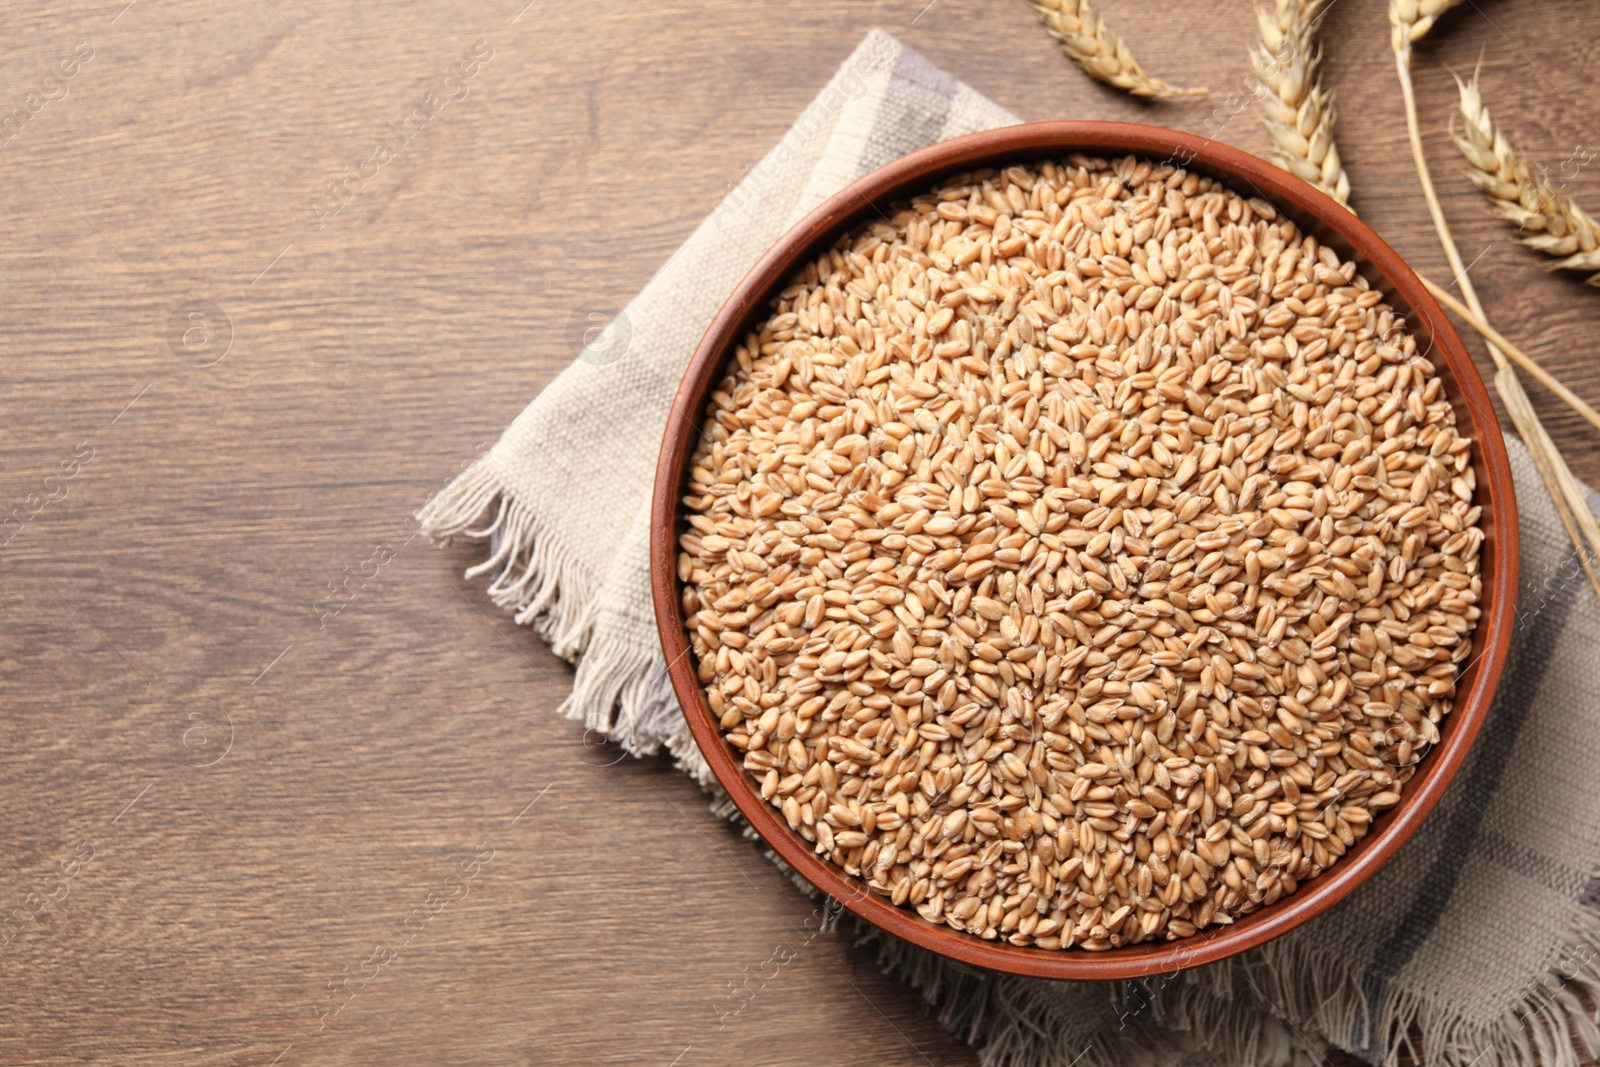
[420, 30, 1600, 1067]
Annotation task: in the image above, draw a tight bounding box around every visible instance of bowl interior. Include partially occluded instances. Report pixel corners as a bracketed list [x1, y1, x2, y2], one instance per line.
[650, 122, 1518, 981]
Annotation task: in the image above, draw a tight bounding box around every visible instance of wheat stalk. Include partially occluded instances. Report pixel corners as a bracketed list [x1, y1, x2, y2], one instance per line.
[1452, 73, 1600, 285]
[1253, 0, 1352, 208]
[1030, 0, 1206, 99]
[1390, 0, 1600, 604]
[1495, 364, 1600, 601]
[1421, 274, 1600, 436]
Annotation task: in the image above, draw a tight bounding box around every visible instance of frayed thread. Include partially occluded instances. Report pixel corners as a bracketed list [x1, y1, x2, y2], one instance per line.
[418, 453, 713, 785]
[418, 456, 597, 659]
[864, 930, 1190, 1067]
[1151, 904, 1600, 1067]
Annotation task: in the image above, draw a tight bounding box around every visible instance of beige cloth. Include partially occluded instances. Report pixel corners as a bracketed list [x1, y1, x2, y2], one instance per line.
[420, 31, 1600, 1067]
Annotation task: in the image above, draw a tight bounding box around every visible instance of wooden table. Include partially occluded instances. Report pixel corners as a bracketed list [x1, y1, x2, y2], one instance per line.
[2, 1, 1596, 1063]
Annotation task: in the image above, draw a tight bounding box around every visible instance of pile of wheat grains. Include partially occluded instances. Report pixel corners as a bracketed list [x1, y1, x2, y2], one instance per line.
[677, 155, 1483, 950]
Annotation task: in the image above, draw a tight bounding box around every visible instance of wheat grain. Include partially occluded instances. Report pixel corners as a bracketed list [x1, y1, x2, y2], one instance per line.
[682, 156, 1483, 949]
[1453, 73, 1600, 285]
[1253, 0, 1352, 209]
[1389, 0, 1466, 50]
[1030, 0, 1206, 99]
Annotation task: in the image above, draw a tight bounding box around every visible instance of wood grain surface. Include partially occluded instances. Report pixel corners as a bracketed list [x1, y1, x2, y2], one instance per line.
[1, 1, 1596, 1064]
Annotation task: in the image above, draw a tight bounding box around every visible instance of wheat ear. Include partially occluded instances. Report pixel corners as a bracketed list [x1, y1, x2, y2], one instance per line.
[1253, 0, 1352, 208]
[1030, 0, 1206, 99]
[1391, 0, 1600, 603]
[1453, 73, 1600, 285]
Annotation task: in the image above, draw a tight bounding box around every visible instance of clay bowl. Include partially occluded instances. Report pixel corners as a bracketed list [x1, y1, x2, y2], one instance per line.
[650, 122, 1517, 980]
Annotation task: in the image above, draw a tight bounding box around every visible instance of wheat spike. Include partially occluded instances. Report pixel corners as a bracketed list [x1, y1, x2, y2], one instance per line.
[1030, 0, 1206, 99]
[1253, 0, 1352, 208]
[1453, 73, 1600, 285]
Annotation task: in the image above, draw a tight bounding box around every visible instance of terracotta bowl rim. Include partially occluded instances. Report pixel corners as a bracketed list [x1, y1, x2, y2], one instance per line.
[650, 120, 1519, 981]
